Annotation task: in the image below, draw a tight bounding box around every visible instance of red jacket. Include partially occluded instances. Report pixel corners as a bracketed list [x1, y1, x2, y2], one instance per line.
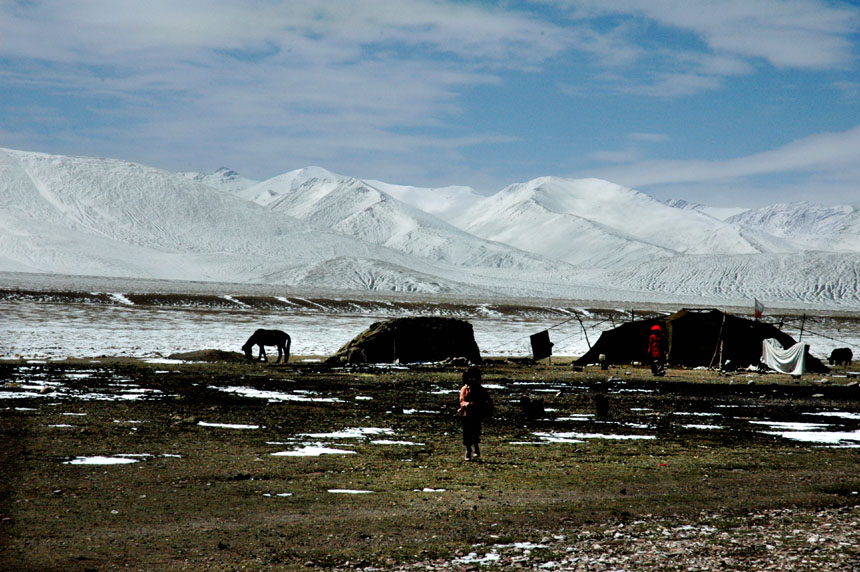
[459, 384, 493, 418]
[648, 326, 666, 359]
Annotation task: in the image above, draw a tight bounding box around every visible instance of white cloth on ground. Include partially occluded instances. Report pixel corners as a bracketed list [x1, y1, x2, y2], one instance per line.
[761, 338, 806, 376]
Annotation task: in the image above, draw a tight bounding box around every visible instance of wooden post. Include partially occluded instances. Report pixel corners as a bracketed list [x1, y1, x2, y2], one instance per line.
[574, 311, 591, 350]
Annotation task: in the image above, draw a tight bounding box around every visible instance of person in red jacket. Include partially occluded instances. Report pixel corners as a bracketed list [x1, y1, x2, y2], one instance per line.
[648, 324, 667, 376]
[458, 367, 494, 461]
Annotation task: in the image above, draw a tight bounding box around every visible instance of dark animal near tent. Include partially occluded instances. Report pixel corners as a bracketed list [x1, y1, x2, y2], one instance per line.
[242, 329, 291, 363]
[829, 347, 853, 366]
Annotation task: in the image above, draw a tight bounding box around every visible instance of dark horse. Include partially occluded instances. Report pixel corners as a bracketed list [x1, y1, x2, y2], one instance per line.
[242, 329, 291, 363]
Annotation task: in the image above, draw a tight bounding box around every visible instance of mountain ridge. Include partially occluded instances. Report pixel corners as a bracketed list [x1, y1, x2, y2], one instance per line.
[2, 147, 859, 308]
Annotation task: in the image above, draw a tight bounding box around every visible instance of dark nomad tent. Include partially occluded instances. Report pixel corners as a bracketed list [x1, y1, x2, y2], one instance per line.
[575, 309, 828, 373]
[327, 316, 482, 365]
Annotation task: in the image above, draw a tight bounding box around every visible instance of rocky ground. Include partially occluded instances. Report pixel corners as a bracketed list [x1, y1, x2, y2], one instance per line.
[392, 505, 860, 571]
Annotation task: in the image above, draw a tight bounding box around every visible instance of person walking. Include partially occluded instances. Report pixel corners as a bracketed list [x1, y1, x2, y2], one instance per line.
[648, 324, 667, 376]
[458, 367, 493, 461]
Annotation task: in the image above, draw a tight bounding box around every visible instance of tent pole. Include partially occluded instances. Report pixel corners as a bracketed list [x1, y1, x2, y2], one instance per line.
[709, 314, 726, 369]
[799, 314, 806, 342]
[574, 311, 591, 350]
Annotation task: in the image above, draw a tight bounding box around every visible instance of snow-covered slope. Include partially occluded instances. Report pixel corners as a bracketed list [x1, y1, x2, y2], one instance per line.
[726, 202, 860, 252]
[0, 148, 573, 294]
[664, 198, 748, 221]
[241, 169, 560, 271]
[451, 177, 762, 267]
[607, 251, 860, 308]
[366, 179, 482, 220]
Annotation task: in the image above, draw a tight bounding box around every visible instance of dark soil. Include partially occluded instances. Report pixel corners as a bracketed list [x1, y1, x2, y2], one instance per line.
[2, 359, 860, 571]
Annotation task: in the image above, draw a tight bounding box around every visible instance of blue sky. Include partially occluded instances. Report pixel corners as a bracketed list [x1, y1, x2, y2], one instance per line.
[1, 0, 859, 207]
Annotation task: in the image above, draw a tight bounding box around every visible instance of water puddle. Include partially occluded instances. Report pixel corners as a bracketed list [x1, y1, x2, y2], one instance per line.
[198, 421, 262, 430]
[803, 411, 860, 420]
[300, 427, 393, 439]
[1, 373, 164, 401]
[270, 446, 356, 457]
[553, 415, 593, 422]
[267, 426, 424, 455]
[751, 420, 860, 447]
[64, 456, 141, 465]
[749, 421, 831, 431]
[212, 386, 343, 403]
[530, 431, 656, 443]
[63, 453, 179, 465]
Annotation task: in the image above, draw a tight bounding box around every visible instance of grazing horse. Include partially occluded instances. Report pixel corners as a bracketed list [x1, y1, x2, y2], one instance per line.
[242, 329, 291, 363]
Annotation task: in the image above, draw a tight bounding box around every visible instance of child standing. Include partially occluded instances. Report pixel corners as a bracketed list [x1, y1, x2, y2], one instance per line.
[458, 367, 493, 461]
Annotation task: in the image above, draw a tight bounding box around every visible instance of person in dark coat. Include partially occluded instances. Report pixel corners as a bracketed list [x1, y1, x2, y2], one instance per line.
[458, 367, 493, 461]
[648, 324, 667, 376]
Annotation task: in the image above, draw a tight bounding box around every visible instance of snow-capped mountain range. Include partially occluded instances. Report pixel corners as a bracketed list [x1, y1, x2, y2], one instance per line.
[2, 147, 858, 308]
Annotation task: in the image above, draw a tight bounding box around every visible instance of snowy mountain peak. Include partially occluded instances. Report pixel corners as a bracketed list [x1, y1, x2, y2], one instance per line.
[665, 198, 703, 210]
[367, 179, 482, 220]
[244, 169, 561, 271]
[665, 197, 749, 221]
[181, 166, 258, 194]
[451, 176, 762, 267]
[502, 176, 650, 211]
[236, 166, 347, 204]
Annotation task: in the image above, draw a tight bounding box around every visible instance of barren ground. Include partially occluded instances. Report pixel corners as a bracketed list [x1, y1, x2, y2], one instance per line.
[2, 358, 860, 571]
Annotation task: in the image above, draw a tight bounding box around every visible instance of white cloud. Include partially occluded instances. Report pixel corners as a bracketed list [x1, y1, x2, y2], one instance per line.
[0, 1, 572, 65]
[1, 0, 857, 195]
[544, 0, 859, 98]
[583, 125, 860, 204]
[0, 1, 574, 179]
[554, 0, 859, 70]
